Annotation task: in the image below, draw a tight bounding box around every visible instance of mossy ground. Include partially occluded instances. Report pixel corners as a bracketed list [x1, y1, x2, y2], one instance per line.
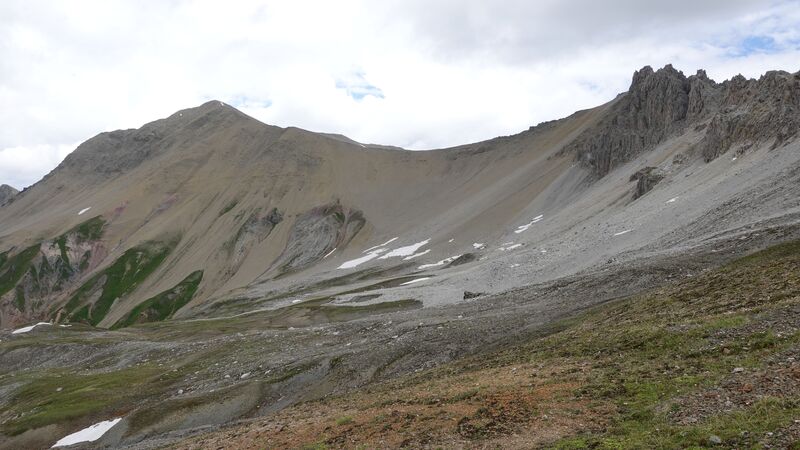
[1, 363, 176, 436]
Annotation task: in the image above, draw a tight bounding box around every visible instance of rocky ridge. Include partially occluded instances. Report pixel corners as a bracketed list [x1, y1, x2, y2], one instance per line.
[564, 65, 800, 176]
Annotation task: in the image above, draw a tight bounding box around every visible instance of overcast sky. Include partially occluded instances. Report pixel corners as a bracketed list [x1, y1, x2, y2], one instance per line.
[1, 0, 798, 189]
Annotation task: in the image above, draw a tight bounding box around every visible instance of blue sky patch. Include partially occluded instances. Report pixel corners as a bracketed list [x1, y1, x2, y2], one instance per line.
[227, 95, 273, 109]
[732, 35, 780, 56]
[335, 71, 385, 101]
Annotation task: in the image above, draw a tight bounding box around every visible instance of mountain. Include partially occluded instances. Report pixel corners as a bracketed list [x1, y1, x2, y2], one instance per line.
[1, 66, 797, 330]
[0, 185, 17, 205]
[1, 65, 799, 449]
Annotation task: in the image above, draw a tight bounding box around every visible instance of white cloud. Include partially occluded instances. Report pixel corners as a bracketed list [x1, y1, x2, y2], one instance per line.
[0, 0, 798, 189]
[0, 144, 77, 189]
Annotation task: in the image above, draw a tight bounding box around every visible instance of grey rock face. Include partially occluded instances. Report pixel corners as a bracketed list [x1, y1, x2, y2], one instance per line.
[700, 70, 800, 161]
[271, 201, 366, 275]
[564, 65, 800, 176]
[564, 65, 694, 177]
[0, 184, 18, 205]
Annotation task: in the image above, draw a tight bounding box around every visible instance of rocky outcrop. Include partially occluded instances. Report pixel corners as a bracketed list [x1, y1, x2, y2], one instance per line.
[0, 216, 107, 327]
[229, 207, 283, 271]
[563, 65, 799, 176]
[271, 201, 366, 275]
[630, 167, 665, 200]
[700, 70, 800, 161]
[563, 65, 697, 176]
[0, 184, 18, 205]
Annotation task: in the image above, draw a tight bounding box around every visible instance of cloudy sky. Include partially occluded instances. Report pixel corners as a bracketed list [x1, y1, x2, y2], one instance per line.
[1, 0, 799, 188]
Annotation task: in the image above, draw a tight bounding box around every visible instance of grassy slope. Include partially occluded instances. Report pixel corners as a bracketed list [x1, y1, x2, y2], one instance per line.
[175, 239, 800, 449]
[63, 240, 174, 325]
[111, 270, 203, 329]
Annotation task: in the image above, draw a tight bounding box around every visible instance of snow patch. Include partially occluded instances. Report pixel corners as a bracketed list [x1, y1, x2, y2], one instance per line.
[400, 277, 431, 286]
[52, 418, 122, 447]
[418, 255, 462, 270]
[338, 252, 382, 269]
[403, 249, 430, 260]
[379, 239, 430, 259]
[323, 248, 337, 259]
[78, 207, 91, 215]
[472, 243, 486, 249]
[666, 197, 678, 204]
[613, 229, 632, 236]
[12, 322, 51, 334]
[448, 238, 455, 243]
[515, 215, 544, 233]
[363, 237, 398, 254]
[499, 243, 522, 251]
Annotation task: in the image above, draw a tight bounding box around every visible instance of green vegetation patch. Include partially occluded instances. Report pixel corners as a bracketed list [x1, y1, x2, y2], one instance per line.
[73, 216, 106, 242]
[0, 244, 40, 298]
[112, 270, 203, 329]
[2, 364, 170, 436]
[63, 240, 176, 326]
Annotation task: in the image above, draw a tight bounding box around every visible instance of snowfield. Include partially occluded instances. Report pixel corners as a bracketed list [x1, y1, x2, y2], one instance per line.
[379, 239, 431, 259]
[52, 418, 122, 447]
[338, 251, 383, 269]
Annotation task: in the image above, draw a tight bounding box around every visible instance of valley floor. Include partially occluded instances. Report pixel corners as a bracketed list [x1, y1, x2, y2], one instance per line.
[174, 239, 800, 449]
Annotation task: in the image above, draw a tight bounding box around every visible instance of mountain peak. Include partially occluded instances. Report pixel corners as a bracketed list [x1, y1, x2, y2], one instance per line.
[629, 64, 689, 92]
[167, 99, 251, 123]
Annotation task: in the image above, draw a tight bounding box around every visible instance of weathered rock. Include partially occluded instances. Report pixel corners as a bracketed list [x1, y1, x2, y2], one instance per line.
[271, 201, 366, 275]
[463, 291, 485, 300]
[447, 253, 478, 268]
[229, 207, 283, 271]
[563, 64, 692, 176]
[630, 167, 665, 200]
[700, 70, 800, 161]
[0, 216, 107, 327]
